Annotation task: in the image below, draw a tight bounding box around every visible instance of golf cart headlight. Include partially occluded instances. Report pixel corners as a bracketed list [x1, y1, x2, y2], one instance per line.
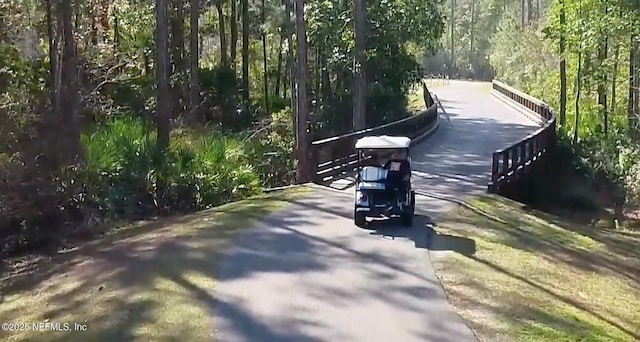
[356, 191, 368, 204]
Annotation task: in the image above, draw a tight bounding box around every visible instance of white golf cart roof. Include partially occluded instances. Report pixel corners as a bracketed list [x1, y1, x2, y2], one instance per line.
[354, 135, 411, 149]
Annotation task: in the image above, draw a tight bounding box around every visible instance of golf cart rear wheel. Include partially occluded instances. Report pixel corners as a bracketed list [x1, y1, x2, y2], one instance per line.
[355, 211, 367, 227]
[401, 213, 413, 226]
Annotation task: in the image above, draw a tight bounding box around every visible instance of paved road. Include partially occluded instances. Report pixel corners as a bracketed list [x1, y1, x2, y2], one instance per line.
[212, 81, 540, 342]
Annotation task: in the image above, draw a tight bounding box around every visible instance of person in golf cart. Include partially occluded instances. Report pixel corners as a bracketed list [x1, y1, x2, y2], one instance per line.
[383, 149, 411, 196]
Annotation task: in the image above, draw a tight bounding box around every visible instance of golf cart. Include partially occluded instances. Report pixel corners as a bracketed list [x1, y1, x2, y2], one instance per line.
[353, 135, 416, 227]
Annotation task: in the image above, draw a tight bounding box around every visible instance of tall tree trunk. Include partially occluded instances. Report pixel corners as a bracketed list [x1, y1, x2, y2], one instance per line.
[230, 0, 238, 66]
[611, 42, 619, 115]
[74, 0, 80, 31]
[215, 0, 228, 66]
[143, 53, 151, 75]
[314, 48, 321, 97]
[189, 0, 200, 121]
[155, 0, 172, 153]
[90, 3, 98, 45]
[526, 0, 532, 24]
[574, 3, 584, 144]
[114, 8, 119, 51]
[46, 0, 57, 112]
[598, 2, 608, 136]
[320, 56, 331, 102]
[559, 0, 567, 127]
[261, 0, 269, 112]
[521, 0, 525, 27]
[58, 0, 82, 162]
[286, 0, 297, 141]
[574, 50, 582, 143]
[630, 35, 639, 133]
[241, 0, 249, 105]
[352, 0, 367, 130]
[635, 37, 640, 131]
[450, 0, 455, 76]
[170, 0, 185, 115]
[275, 34, 284, 98]
[294, 0, 311, 182]
[470, 0, 475, 73]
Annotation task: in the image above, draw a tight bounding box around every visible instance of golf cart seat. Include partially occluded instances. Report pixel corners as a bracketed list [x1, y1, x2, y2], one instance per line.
[358, 166, 388, 190]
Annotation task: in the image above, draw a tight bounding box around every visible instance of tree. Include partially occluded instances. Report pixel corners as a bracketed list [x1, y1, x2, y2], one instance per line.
[189, 0, 200, 120]
[214, 0, 228, 66]
[58, 0, 82, 162]
[261, 0, 269, 113]
[155, 0, 172, 153]
[241, 0, 249, 105]
[352, 0, 366, 131]
[559, 0, 567, 127]
[294, 0, 311, 182]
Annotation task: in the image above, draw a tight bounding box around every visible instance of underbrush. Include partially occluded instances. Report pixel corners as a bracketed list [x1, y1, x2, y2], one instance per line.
[547, 131, 640, 227]
[81, 116, 262, 216]
[0, 117, 277, 257]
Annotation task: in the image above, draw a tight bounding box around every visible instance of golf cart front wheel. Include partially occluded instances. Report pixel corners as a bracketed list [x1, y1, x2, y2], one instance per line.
[355, 211, 367, 227]
[401, 213, 413, 226]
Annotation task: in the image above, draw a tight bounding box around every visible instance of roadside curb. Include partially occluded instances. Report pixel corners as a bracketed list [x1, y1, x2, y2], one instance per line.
[490, 90, 545, 126]
[263, 183, 352, 196]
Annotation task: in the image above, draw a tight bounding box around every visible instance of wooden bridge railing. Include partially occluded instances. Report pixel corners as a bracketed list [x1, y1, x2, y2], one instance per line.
[309, 88, 439, 184]
[488, 80, 557, 196]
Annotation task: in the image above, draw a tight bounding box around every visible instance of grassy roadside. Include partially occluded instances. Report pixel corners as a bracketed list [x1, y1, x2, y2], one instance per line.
[405, 78, 449, 115]
[431, 194, 640, 342]
[0, 186, 310, 342]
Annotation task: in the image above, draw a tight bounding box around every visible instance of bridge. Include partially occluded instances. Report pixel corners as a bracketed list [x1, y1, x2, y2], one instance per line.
[212, 80, 557, 341]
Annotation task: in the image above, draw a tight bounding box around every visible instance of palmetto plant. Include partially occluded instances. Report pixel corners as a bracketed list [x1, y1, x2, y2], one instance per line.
[80, 117, 261, 218]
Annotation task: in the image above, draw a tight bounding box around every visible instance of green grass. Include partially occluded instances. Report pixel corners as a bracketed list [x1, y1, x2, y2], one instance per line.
[0, 186, 310, 342]
[431, 195, 640, 342]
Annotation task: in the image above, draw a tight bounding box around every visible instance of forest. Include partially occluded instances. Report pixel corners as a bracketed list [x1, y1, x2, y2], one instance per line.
[3, 0, 640, 257]
[425, 0, 640, 219]
[0, 0, 444, 256]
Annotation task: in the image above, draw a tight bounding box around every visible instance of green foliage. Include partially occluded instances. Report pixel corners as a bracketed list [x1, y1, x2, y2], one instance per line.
[424, 0, 505, 78]
[306, 0, 444, 136]
[484, 0, 640, 209]
[80, 117, 261, 216]
[1, 117, 263, 256]
[244, 107, 296, 187]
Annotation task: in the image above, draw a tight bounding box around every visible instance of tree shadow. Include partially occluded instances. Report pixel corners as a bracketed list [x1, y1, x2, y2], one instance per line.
[437, 274, 627, 341]
[212, 190, 479, 341]
[429, 232, 477, 256]
[0, 193, 325, 341]
[435, 194, 640, 340]
[464, 253, 640, 340]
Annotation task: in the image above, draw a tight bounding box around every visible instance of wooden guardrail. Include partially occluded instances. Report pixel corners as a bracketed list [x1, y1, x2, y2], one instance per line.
[309, 87, 439, 184]
[488, 80, 557, 196]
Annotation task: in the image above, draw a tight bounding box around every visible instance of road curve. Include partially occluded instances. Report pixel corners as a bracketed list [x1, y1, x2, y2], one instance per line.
[212, 81, 540, 342]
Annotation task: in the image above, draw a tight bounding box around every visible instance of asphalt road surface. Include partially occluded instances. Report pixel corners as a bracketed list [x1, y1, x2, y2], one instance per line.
[212, 81, 540, 342]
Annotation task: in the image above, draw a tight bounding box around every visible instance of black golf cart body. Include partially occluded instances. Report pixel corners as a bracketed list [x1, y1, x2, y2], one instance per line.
[353, 135, 416, 227]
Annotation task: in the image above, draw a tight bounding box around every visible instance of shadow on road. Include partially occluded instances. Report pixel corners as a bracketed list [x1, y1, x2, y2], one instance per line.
[366, 214, 434, 249]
